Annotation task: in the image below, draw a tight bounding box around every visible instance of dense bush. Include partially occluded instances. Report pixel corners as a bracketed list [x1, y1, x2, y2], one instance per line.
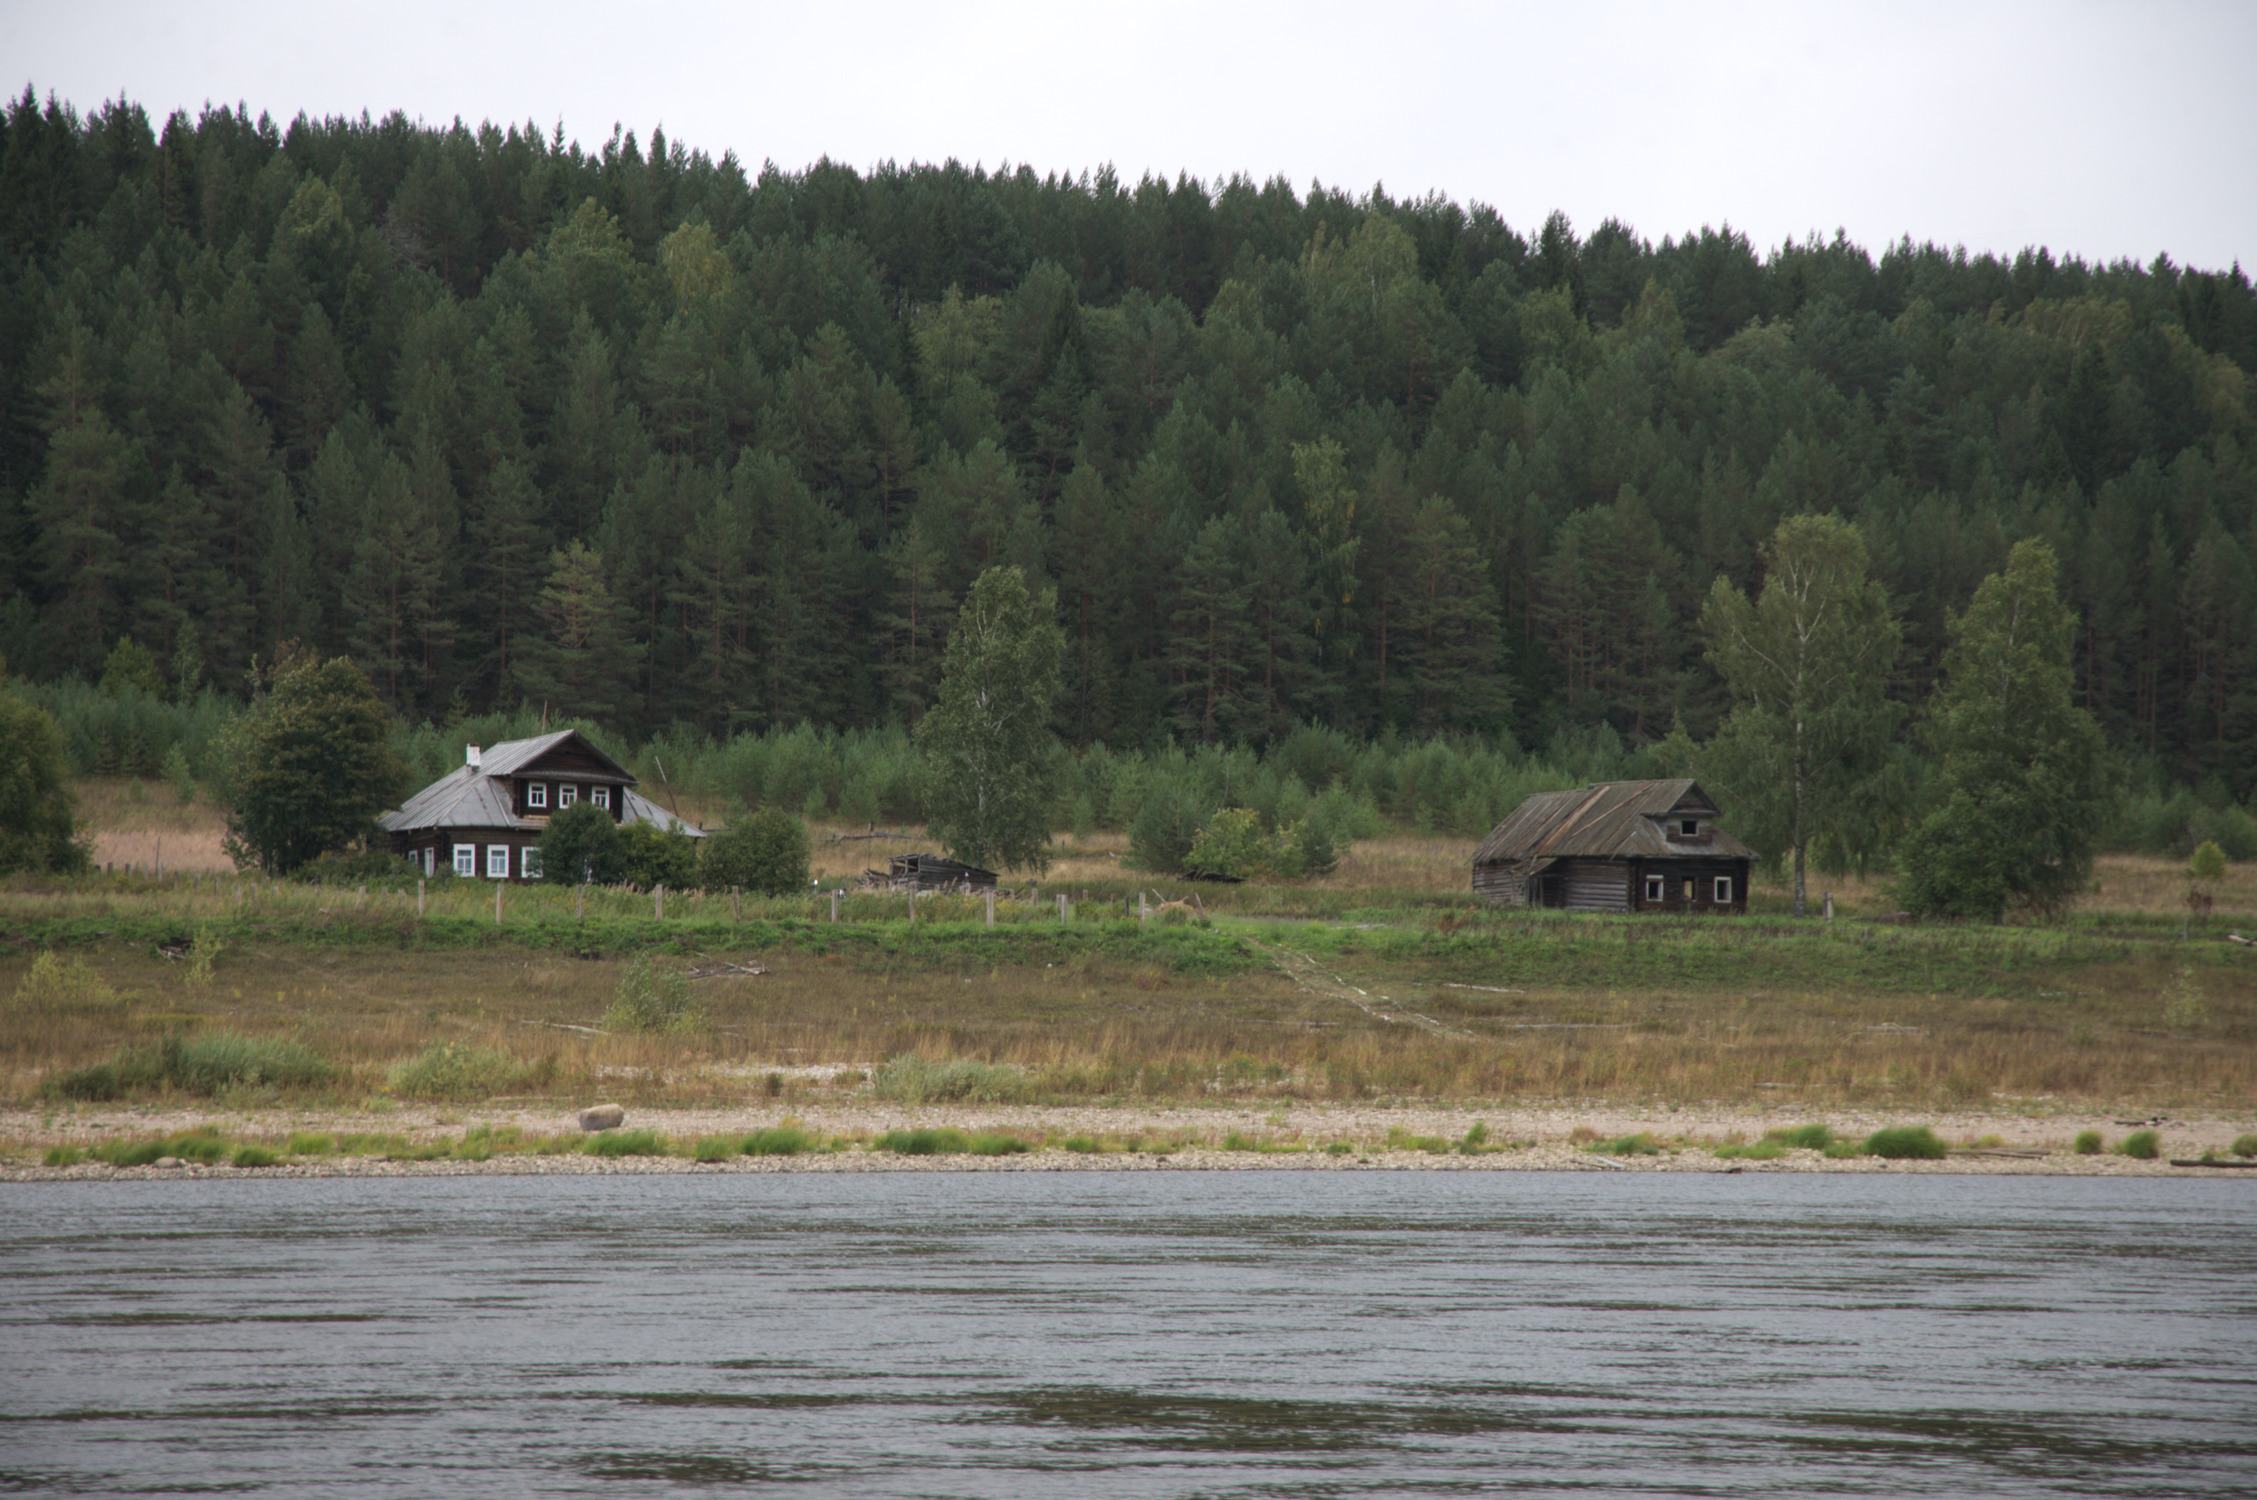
[701, 806, 811, 895]
[0, 692, 88, 875]
[538, 801, 626, 886]
[618, 821, 699, 891]
[1862, 1126, 1948, 1159]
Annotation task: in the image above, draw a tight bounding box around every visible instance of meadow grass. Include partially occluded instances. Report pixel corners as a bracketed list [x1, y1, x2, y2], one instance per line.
[870, 1127, 1029, 1156]
[585, 1128, 667, 1158]
[7, 820, 2254, 1112]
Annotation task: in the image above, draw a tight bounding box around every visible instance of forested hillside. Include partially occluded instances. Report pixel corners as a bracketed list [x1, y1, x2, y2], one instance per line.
[4, 90, 2254, 797]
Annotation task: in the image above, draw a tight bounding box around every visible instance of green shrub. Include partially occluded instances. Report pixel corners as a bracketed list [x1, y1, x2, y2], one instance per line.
[2118, 1129, 2160, 1160]
[692, 1136, 737, 1162]
[741, 1126, 816, 1156]
[1221, 1131, 1261, 1152]
[603, 954, 701, 1034]
[537, 801, 626, 886]
[1767, 1123, 1834, 1150]
[287, 1132, 336, 1155]
[1863, 1126, 1948, 1160]
[2232, 1134, 2257, 1159]
[232, 1145, 281, 1168]
[1127, 778, 1203, 874]
[1460, 1122, 1491, 1152]
[386, 1042, 550, 1100]
[702, 806, 811, 896]
[0, 692, 89, 875]
[969, 1132, 1030, 1156]
[1591, 1133, 1662, 1156]
[2189, 840, 2229, 882]
[1324, 1141, 1354, 1156]
[2073, 1130, 2104, 1155]
[43, 1145, 83, 1166]
[586, 1129, 667, 1158]
[870, 1053, 1031, 1105]
[619, 821, 699, 892]
[1060, 1134, 1102, 1153]
[1713, 1140, 1786, 1161]
[11, 951, 118, 1011]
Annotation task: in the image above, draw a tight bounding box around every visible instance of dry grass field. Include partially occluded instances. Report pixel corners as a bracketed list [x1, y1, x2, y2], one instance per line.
[8, 778, 2250, 1121]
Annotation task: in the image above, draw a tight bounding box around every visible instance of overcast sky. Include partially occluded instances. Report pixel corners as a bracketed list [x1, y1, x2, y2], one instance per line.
[9, 0, 2254, 272]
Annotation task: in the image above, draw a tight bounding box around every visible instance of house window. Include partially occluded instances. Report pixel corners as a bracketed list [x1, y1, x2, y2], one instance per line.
[1715, 876, 1734, 905]
[1679, 818, 1698, 836]
[1683, 877, 1695, 903]
[487, 845, 510, 879]
[592, 786, 612, 811]
[452, 845, 475, 877]
[558, 784, 578, 807]
[1644, 875, 1666, 904]
[527, 782, 548, 810]
[521, 846, 544, 879]
[424, 847, 435, 878]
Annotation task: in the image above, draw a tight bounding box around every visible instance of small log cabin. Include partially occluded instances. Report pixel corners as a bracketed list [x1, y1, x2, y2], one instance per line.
[378, 730, 703, 882]
[1472, 779, 1753, 914]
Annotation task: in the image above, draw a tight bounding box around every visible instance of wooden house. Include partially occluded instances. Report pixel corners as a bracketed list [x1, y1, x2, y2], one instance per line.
[378, 730, 703, 883]
[1472, 779, 1753, 914]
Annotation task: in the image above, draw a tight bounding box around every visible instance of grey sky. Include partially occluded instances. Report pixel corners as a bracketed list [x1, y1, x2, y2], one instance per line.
[9, 0, 2253, 271]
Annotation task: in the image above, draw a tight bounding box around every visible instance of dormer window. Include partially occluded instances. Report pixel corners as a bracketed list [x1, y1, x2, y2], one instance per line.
[559, 784, 578, 807]
[592, 786, 612, 811]
[527, 782, 548, 810]
[1679, 818, 1699, 837]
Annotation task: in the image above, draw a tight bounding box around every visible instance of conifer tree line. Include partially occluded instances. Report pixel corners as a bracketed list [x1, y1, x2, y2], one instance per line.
[4, 89, 2255, 806]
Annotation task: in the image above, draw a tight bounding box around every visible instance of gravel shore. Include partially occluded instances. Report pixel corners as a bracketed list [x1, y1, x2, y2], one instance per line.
[7, 1100, 2253, 1181]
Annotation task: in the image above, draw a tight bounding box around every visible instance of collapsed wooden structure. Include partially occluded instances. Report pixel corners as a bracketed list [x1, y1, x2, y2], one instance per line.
[861, 852, 999, 892]
[1472, 779, 1753, 914]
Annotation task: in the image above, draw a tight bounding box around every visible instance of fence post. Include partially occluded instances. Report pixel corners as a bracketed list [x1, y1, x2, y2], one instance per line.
[495, 881, 504, 925]
[985, 889, 995, 928]
[830, 889, 840, 924]
[1058, 892, 1068, 924]
[576, 883, 585, 921]
[417, 878, 425, 918]
[1823, 891, 1834, 922]
[908, 887, 916, 925]
[1139, 890, 1149, 925]
[654, 882, 664, 921]
[732, 886, 741, 922]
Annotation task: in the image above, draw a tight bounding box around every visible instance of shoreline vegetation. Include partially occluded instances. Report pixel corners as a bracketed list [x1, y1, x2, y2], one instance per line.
[8, 1103, 2255, 1182]
[6, 794, 2252, 1173]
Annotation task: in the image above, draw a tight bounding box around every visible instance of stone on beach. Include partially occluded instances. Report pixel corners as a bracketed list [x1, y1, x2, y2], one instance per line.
[578, 1104, 626, 1132]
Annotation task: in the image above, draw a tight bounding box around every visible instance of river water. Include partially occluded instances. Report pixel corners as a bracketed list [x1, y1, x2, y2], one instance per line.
[3, 1170, 2253, 1497]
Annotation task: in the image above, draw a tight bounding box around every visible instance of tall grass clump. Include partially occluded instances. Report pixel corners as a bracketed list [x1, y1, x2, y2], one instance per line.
[2232, 1135, 2257, 1159]
[51, 1032, 330, 1100]
[90, 1129, 229, 1166]
[386, 1042, 550, 1101]
[1863, 1126, 1948, 1160]
[2073, 1130, 2104, 1155]
[870, 1128, 1029, 1156]
[602, 954, 702, 1034]
[870, 1053, 1033, 1105]
[1769, 1123, 1834, 1150]
[586, 1129, 667, 1158]
[2117, 1129, 2161, 1160]
[741, 1126, 817, 1156]
[10, 951, 118, 1011]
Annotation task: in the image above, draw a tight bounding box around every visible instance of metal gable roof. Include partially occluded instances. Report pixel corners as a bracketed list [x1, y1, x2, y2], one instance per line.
[1471, 779, 1752, 864]
[478, 730, 633, 780]
[380, 733, 701, 836]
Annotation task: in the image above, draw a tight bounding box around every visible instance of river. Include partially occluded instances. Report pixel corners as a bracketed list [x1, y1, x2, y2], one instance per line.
[4, 1171, 2253, 1496]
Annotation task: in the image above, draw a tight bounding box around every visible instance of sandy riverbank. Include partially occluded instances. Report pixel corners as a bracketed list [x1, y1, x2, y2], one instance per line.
[7, 1100, 2254, 1181]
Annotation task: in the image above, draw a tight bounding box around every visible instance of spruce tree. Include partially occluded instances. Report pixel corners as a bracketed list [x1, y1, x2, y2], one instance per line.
[1898, 540, 2114, 921]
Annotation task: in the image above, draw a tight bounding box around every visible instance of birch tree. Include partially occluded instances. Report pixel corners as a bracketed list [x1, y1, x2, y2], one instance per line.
[914, 566, 1065, 872]
[1699, 515, 1901, 916]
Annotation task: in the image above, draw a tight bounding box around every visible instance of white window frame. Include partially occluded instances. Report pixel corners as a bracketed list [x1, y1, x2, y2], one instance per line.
[486, 845, 510, 879]
[521, 846, 544, 880]
[527, 781, 547, 810]
[452, 844, 476, 878]
[558, 783, 578, 807]
[1644, 874, 1665, 904]
[1714, 876, 1734, 905]
[592, 786, 611, 811]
